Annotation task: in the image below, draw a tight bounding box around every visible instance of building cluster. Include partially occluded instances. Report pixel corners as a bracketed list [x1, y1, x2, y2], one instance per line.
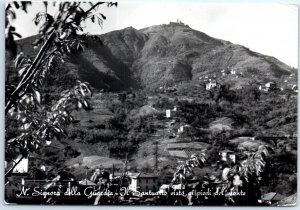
[198, 66, 241, 91]
[205, 79, 218, 90]
[258, 82, 277, 92]
[165, 106, 194, 138]
[221, 66, 237, 76]
[286, 84, 298, 93]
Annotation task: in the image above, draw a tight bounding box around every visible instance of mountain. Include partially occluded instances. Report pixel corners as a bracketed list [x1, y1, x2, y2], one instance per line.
[17, 23, 296, 91]
[11, 24, 297, 194]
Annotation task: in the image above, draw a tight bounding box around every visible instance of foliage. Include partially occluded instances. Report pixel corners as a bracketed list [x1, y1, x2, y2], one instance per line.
[5, 1, 117, 177]
[6, 81, 92, 160]
[169, 145, 273, 205]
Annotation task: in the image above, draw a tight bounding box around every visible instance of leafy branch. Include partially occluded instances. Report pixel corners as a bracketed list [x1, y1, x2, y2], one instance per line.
[5, 1, 117, 178]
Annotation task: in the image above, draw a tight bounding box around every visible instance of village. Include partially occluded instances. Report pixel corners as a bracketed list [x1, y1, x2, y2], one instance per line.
[5, 81, 297, 205]
[5, 65, 297, 205]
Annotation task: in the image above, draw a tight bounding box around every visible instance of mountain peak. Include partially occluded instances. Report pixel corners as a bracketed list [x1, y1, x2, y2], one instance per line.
[17, 24, 295, 91]
[98, 24, 294, 90]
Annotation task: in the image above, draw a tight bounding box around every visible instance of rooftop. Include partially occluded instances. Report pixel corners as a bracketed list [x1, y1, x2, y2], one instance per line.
[128, 172, 158, 179]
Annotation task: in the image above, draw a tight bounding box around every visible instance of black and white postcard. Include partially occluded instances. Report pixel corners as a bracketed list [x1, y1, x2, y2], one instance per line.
[4, 1, 297, 206]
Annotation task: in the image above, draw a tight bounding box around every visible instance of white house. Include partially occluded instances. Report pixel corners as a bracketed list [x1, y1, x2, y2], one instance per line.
[166, 109, 171, 118]
[128, 173, 159, 192]
[220, 69, 226, 76]
[166, 107, 178, 118]
[177, 125, 195, 138]
[265, 82, 276, 91]
[179, 124, 188, 134]
[230, 68, 236, 75]
[206, 80, 217, 90]
[219, 149, 236, 163]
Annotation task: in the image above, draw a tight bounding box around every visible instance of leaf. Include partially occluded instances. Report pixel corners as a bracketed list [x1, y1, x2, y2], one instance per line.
[33, 12, 42, 25]
[18, 67, 27, 76]
[23, 122, 32, 130]
[82, 100, 89, 108]
[100, 13, 106, 20]
[32, 38, 42, 47]
[77, 44, 83, 52]
[12, 32, 22, 38]
[60, 31, 67, 39]
[7, 9, 16, 20]
[53, 127, 62, 134]
[21, 117, 27, 123]
[107, 2, 118, 7]
[7, 137, 17, 144]
[97, 17, 103, 26]
[66, 45, 71, 53]
[46, 26, 54, 34]
[77, 101, 82, 109]
[21, 1, 31, 13]
[46, 112, 53, 119]
[34, 90, 41, 104]
[13, 2, 20, 9]
[14, 52, 24, 68]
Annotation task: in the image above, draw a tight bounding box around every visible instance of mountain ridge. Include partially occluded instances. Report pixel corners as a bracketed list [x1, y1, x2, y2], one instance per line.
[16, 23, 296, 91]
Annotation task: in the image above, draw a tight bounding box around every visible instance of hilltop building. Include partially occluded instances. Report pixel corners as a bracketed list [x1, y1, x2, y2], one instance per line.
[169, 19, 186, 26]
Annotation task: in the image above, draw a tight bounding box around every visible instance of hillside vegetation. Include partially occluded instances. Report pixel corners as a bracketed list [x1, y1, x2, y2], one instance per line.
[10, 23, 297, 196]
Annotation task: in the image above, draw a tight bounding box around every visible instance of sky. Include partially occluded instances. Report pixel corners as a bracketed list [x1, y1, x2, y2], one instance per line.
[11, 1, 298, 68]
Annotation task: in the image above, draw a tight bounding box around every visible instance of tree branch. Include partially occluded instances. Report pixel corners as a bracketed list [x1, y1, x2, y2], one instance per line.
[5, 31, 55, 114]
[40, 47, 59, 67]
